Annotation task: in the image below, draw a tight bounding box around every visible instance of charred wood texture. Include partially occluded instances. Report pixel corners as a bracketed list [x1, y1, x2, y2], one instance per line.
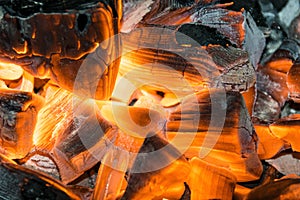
[0, 0, 122, 100]
[0, 155, 80, 200]
[0, 89, 43, 159]
[0, 0, 299, 199]
[121, 134, 190, 200]
[167, 89, 262, 181]
[33, 88, 117, 183]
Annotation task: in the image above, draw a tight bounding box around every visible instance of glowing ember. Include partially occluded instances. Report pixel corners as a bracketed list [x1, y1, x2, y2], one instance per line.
[0, 0, 300, 199]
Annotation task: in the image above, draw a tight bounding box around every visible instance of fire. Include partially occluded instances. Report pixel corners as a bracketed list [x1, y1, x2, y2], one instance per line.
[0, 0, 300, 199]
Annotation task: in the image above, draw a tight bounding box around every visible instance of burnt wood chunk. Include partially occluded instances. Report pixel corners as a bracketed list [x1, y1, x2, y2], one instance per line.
[33, 88, 117, 183]
[0, 0, 122, 100]
[246, 178, 300, 200]
[121, 134, 190, 200]
[0, 155, 80, 200]
[0, 89, 43, 159]
[167, 89, 262, 182]
[188, 157, 237, 200]
[192, 5, 245, 47]
[254, 124, 285, 160]
[253, 90, 281, 123]
[287, 59, 300, 102]
[269, 114, 300, 152]
[206, 45, 256, 92]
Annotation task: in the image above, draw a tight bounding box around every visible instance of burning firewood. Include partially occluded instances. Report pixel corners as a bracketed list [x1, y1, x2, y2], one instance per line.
[0, 0, 299, 199]
[254, 38, 300, 123]
[167, 88, 263, 181]
[0, 0, 122, 100]
[0, 154, 80, 200]
[245, 177, 300, 200]
[287, 58, 300, 102]
[188, 157, 237, 200]
[33, 88, 118, 183]
[205, 45, 256, 92]
[254, 124, 286, 160]
[93, 102, 167, 199]
[269, 114, 300, 152]
[120, 134, 190, 200]
[0, 88, 43, 159]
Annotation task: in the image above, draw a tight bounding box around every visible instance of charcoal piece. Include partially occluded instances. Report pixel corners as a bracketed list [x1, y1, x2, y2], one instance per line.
[287, 58, 300, 102]
[269, 0, 289, 12]
[52, 110, 117, 184]
[253, 91, 281, 123]
[243, 11, 266, 69]
[1, 0, 119, 17]
[180, 183, 191, 200]
[176, 24, 231, 46]
[255, 40, 298, 114]
[277, 0, 300, 30]
[0, 155, 80, 200]
[254, 124, 285, 160]
[206, 45, 256, 92]
[256, 66, 289, 107]
[121, 0, 155, 32]
[92, 148, 129, 200]
[167, 89, 262, 182]
[22, 154, 60, 180]
[262, 22, 287, 63]
[268, 39, 300, 62]
[138, 0, 197, 25]
[188, 157, 237, 200]
[258, 0, 278, 26]
[0, 61, 23, 80]
[68, 185, 93, 200]
[219, 0, 266, 26]
[269, 114, 300, 152]
[0, 1, 121, 59]
[0, 89, 43, 159]
[246, 178, 300, 200]
[281, 100, 300, 118]
[266, 153, 300, 176]
[121, 134, 190, 200]
[289, 14, 300, 42]
[33, 88, 117, 183]
[0, 0, 122, 100]
[239, 161, 284, 189]
[119, 27, 220, 100]
[193, 5, 245, 47]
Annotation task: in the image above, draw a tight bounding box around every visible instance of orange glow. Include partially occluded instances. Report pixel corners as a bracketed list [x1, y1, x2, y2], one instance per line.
[0, 61, 23, 80]
[266, 58, 293, 73]
[12, 40, 28, 54]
